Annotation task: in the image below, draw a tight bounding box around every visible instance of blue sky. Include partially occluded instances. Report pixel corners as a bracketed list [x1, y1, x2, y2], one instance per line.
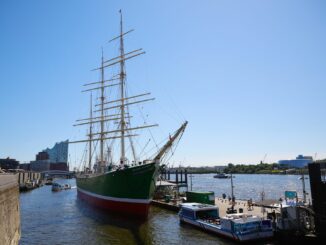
[1, 0, 326, 167]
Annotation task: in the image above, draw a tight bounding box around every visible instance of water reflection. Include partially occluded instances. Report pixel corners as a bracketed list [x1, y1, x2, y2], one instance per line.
[75, 199, 149, 244]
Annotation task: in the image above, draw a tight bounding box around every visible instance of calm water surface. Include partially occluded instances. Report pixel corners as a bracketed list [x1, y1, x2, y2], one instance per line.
[189, 174, 311, 201]
[20, 174, 307, 244]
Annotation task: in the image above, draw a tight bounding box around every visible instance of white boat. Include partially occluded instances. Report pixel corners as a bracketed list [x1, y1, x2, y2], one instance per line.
[213, 173, 230, 179]
[179, 203, 273, 242]
[52, 182, 63, 192]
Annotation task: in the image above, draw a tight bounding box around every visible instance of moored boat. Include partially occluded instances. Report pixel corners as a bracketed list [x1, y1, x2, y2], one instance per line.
[213, 173, 230, 179]
[45, 178, 53, 185]
[52, 182, 63, 192]
[179, 203, 273, 242]
[71, 11, 187, 218]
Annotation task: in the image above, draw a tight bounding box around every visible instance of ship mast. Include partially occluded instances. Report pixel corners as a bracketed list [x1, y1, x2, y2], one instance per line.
[119, 10, 126, 165]
[100, 48, 105, 172]
[88, 93, 93, 171]
[71, 11, 160, 169]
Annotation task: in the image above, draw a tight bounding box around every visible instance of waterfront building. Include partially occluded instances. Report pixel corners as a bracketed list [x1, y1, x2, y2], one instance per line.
[278, 155, 313, 168]
[50, 162, 68, 171]
[19, 163, 30, 171]
[43, 140, 68, 163]
[0, 157, 19, 170]
[36, 151, 49, 161]
[27, 140, 69, 172]
[29, 160, 68, 172]
[30, 159, 51, 172]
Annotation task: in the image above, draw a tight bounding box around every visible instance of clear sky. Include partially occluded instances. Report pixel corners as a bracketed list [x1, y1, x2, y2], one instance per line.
[1, 0, 326, 168]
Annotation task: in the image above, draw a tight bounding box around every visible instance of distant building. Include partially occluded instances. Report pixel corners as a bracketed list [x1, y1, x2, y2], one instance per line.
[30, 160, 51, 172]
[278, 155, 313, 168]
[29, 160, 68, 172]
[43, 140, 68, 163]
[50, 162, 68, 171]
[0, 158, 19, 170]
[36, 151, 49, 161]
[26, 140, 69, 172]
[19, 163, 30, 171]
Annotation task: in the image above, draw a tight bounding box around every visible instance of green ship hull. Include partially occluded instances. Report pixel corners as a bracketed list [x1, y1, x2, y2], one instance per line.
[76, 161, 159, 217]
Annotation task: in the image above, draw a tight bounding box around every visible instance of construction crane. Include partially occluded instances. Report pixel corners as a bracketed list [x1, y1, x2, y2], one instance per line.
[260, 154, 267, 164]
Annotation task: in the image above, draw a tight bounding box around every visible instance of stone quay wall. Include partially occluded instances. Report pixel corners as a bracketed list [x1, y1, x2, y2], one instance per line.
[0, 174, 20, 245]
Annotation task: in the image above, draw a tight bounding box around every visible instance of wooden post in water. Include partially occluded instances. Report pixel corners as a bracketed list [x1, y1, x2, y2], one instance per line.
[175, 170, 178, 184]
[301, 170, 307, 204]
[230, 173, 235, 212]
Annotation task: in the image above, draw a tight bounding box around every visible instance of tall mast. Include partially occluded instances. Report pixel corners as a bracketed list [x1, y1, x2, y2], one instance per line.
[88, 92, 93, 171]
[119, 10, 126, 165]
[71, 12, 158, 169]
[100, 48, 105, 172]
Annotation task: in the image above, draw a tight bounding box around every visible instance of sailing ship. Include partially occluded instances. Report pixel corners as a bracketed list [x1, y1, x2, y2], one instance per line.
[70, 11, 187, 217]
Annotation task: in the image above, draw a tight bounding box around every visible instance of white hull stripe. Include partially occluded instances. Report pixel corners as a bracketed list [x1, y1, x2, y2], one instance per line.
[78, 187, 151, 204]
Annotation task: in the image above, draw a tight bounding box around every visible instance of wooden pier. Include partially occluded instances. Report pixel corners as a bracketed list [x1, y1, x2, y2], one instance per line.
[151, 199, 180, 212]
[161, 169, 188, 188]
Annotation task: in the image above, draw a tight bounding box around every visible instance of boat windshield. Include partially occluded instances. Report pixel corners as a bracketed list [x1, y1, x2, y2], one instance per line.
[196, 210, 218, 220]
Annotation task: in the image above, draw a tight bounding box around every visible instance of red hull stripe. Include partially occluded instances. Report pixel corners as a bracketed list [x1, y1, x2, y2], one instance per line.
[77, 189, 151, 217]
[77, 187, 151, 204]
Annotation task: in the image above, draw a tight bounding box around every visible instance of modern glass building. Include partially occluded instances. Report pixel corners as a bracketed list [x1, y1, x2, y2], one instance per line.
[43, 140, 69, 163]
[278, 155, 313, 168]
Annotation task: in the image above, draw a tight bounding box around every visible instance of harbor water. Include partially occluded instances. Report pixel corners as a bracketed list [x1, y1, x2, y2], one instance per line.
[19, 174, 308, 244]
[189, 173, 311, 202]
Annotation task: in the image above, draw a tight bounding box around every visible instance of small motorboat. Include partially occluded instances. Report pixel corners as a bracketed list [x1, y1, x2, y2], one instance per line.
[52, 182, 63, 192]
[63, 184, 71, 190]
[45, 178, 53, 185]
[213, 173, 230, 179]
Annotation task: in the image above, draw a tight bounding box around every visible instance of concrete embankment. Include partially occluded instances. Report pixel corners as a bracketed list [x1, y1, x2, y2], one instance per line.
[0, 174, 20, 245]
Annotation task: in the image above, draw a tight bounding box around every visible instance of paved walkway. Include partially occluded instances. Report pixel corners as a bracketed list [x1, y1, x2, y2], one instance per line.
[215, 197, 275, 217]
[0, 174, 18, 191]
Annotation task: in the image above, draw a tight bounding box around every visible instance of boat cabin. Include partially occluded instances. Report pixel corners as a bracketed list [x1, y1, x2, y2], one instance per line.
[221, 213, 272, 235]
[179, 203, 273, 242]
[179, 203, 219, 221]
